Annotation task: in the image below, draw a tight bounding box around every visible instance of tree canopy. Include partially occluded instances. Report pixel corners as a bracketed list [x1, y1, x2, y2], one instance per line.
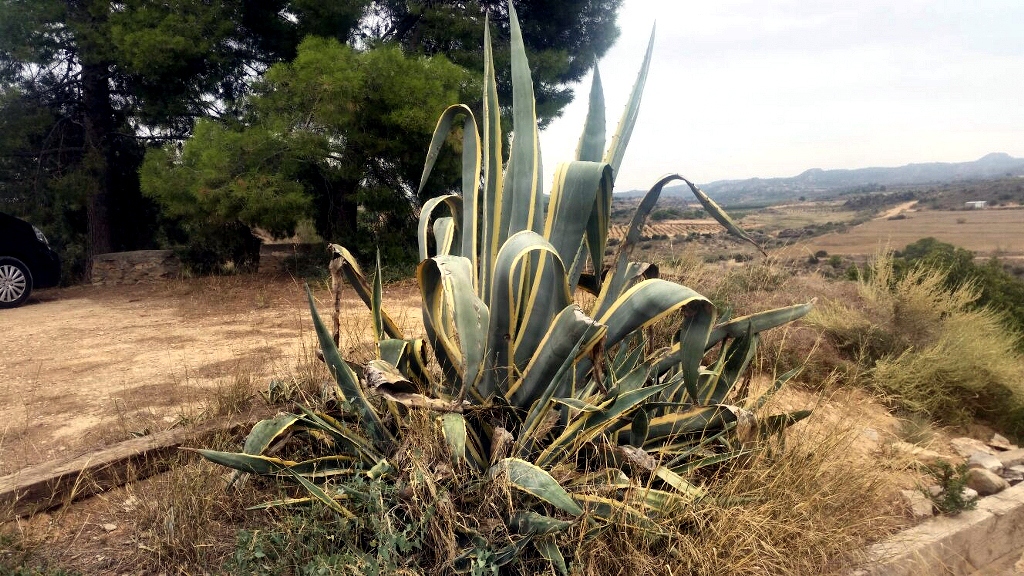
[0, 0, 623, 276]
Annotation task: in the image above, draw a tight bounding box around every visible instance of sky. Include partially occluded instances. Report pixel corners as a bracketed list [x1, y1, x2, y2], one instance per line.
[537, 0, 1024, 192]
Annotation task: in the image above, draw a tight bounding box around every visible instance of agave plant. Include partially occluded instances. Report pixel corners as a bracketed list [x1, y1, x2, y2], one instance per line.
[199, 3, 813, 572]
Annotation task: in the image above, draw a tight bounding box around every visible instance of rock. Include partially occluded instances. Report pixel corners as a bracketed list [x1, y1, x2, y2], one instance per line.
[101, 523, 117, 532]
[968, 451, 1004, 474]
[997, 448, 1024, 468]
[927, 485, 943, 497]
[861, 427, 880, 443]
[966, 468, 1009, 495]
[950, 437, 994, 458]
[91, 250, 181, 285]
[1001, 467, 1024, 485]
[988, 433, 1016, 451]
[900, 489, 934, 518]
[890, 441, 945, 464]
[961, 487, 979, 502]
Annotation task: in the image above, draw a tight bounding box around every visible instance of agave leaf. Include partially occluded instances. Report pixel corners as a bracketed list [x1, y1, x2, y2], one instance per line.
[417, 103, 480, 199]
[284, 455, 357, 479]
[510, 511, 575, 536]
[418, 194, 464, 261]
[433, 217, 458, 256]
[440, 412, 467, 463]
[662, 300, 717, 402]
[510, 305, 606, 409]
[242, 413, 300, 455]
[545, 161, 614, 290]
[593, 174, 682, 317]
[306, 285, 387, 444]
[598, 279, 712, 348]
[759, 409, 813, 439]
[632, 488, 691, 515]
[642, 405, 736, 445]
[481, 231, 570, 398]
[603, 24, 656, 177]
[245, 497, 315, 511]
[195, 450, 296, 475]
[489, 457, 584, 516]
[481, 16, 504, 299]
[536, 537, 569, 576]
[573, 494, 660, 533]
[506, 1, 544, 236]
[576, 65, 606, 163]
[284, 468, 356, 518]
[672, 449, 750, 474]
[418, 255, 489, 398]
[372, 251, 384, 346]
[700, 330, 758, 406]
[683, 178, 765, 255]
[551, 397, 603, 413]
[327, 244, 404, 339]
[706, 301, 814, 351]
[654, 466, 705, 498]
[630, 409, 649, 447]
[294, 406, 383, 463]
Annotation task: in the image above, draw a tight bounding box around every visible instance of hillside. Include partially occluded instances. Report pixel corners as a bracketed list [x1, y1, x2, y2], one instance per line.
[621, 153, 1024, 204]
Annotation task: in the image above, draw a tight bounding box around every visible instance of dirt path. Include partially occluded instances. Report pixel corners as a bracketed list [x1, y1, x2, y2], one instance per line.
[877, 200, 918, 220]
[0, 275, 421, 475]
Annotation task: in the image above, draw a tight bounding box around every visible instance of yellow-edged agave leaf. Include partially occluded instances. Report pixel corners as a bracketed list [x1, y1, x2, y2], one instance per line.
[372, 252, 384, 345]
[306, 285, 387, 444]
[704, 331, 758, 405]
[597, 279, 712, 348]
[641, 405, 735, 445]
[432, 216, 457, 256]
[241, 413, 300, 455]
[573, 494, 660, 533]
[593, 174, 682, 316]
[328, 244, 404, 339]
[661, 301, 717, 401]
[481, 16, 505, 299]
[489, 457, 584, 516]
[536, 383, 667, 468]
[284, 468, 356, 518]
[603, 24, 655, 177]
[417, 105, 481, 271]
[707, 300, 814, 350]
[378, 338, 434, 391]
[417, 194, 463, 261]
[440, 412, 467, 463]
[632, 488, 692, 514]
[510, 305, 606, 409]
[654, 465, 705, 498]
[683, 178, 765, 255]
[280, 456, 357, 480]
[195, 450, 296, 475]
[505, 2, 544, 237]
[544, 161, 613, 286]
[482, 231, 569, 398]
[245, 497, 315, 511]
[295, 406, 384, 463]
[535, 537, 568, 576]
[576, 66, 606, 163]
[418, 255, 489, 397]
[510, 511, 575, 535]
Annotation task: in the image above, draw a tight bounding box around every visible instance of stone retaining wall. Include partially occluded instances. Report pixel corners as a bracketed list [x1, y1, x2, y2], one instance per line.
[91, 250, 182, 285]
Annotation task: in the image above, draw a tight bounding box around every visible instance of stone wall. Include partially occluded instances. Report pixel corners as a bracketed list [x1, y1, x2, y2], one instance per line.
[91, 250, 182, 285]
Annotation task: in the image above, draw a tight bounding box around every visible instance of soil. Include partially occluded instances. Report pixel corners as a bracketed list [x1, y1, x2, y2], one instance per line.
[0, 274, 422, 476]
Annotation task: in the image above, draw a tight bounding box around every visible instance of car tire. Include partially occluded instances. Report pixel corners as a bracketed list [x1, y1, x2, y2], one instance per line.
[0, 256, 33, 308]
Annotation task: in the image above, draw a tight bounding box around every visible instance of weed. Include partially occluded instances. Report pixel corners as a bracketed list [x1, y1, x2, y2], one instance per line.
[922, 461, 977, 515]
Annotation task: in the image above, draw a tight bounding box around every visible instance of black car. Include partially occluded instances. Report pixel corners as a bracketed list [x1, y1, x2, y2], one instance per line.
[0, 212, 61, 308]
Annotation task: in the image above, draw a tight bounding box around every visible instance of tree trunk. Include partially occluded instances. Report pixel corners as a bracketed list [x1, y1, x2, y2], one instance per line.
[81, 60, 115, 257]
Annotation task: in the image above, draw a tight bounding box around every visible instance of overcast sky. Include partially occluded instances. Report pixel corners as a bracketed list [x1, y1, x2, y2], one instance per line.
[538, 0, 1024, 192]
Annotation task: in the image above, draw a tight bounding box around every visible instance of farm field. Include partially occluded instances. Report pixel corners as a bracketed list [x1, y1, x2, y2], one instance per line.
[788, 206, 1024, 257]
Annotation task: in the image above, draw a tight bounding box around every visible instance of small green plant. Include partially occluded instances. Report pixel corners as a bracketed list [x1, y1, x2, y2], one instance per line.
[923, 461, 977, 515]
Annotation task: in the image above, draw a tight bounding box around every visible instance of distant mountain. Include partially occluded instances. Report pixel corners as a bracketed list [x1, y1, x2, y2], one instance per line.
[619, 153, 1024, 205]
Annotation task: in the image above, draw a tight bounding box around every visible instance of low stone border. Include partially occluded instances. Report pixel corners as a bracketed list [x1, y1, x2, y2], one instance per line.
[853, 483, 1024, 575]
[0, 412, 267, 518]
[91, 249, 181, 285]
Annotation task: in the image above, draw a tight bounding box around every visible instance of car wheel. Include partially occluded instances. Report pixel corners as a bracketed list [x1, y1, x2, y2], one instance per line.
[0, 257, 33, 308]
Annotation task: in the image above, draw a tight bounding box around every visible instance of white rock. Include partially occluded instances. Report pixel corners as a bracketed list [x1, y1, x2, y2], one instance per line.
[101, 523, 117, 532]
[950, 437, 994, 458]
[966, 467, 1009, 496]
[862, 427, 880, 443]
[968, 451, 1004, 474]
[988, 433, 1015, 451]
[997, 448, 1024, 468]
[900, 489, 934, 518]
[961, 487, 979, 502]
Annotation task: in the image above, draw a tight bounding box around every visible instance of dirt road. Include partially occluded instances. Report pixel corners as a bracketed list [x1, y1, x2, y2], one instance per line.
[0, 275, 420, 474]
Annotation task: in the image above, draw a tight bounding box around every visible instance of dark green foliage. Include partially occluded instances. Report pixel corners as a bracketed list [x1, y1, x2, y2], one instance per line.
[923, 461, 977, 515]
[897, 238, 1024, 348]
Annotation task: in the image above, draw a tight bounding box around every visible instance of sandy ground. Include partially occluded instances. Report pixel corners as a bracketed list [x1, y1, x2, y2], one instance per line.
[0, 275, 421, 475]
